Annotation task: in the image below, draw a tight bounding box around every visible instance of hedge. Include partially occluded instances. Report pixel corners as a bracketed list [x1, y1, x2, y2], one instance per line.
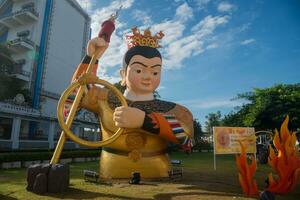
[193, 141, 213, 151]
[0, 149, 101, 163]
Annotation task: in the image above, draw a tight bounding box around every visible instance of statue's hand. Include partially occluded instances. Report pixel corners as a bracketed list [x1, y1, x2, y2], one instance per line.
[113, 106, 145, 128]
[87, 37, 109, 60]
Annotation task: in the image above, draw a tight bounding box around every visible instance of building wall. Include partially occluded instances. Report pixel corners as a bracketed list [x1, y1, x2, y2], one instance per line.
[1, 0, 90, 113]
[0, 0, 12, 42]
[0, 0, 97, 150]
[2, 0, 46, 90]
[41, 0, 90, 117]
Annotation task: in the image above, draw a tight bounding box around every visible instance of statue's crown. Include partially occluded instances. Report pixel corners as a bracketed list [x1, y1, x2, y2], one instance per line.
[126, 27, 164, 49]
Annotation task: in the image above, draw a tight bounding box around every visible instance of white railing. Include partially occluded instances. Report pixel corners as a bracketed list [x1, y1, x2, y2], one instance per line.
[8, 37, 35, 47]
[0, 7, 39, 20]
[0, 101, 40, 116]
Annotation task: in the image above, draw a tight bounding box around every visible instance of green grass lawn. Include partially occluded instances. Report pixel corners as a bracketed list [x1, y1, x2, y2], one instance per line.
[0, 152, 299, 200]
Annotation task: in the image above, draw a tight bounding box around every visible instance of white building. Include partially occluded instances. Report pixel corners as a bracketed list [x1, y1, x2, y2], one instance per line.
[0, 0, 99, 150]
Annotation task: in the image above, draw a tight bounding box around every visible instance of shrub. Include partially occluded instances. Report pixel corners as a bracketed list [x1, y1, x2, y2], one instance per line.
[0, 149, 101, 163]
[193, 140, 213, 151]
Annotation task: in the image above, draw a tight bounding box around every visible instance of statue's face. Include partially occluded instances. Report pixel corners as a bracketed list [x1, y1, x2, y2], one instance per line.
[124, 55, 162, 95]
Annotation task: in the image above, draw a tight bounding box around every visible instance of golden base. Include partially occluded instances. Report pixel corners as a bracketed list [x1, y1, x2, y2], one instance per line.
[99, 150, 171, 179]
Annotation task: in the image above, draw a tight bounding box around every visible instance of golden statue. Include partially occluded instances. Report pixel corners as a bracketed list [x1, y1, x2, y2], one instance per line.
[51, 21, 194, 179]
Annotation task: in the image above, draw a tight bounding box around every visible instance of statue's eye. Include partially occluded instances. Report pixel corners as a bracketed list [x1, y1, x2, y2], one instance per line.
[136, 69, 142, 73]
[153, 72, 159, 76]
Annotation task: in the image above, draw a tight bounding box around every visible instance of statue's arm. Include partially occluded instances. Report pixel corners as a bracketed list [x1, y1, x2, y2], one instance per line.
[72, 36, 108, 83]
[80, 86, 108, 113]
[63, 56, 99, 117]
[63, 37, 109, 117]
[71, 55, 99, 83]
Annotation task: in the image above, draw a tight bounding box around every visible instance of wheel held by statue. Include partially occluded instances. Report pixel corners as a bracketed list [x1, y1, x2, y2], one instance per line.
[57, 73, 128, 148]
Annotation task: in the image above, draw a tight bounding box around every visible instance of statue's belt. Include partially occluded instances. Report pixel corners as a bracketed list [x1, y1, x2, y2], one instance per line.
[102, 147, 167, 161]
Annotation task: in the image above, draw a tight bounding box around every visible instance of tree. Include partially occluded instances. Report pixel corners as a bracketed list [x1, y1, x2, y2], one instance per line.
[0, 44, 31, 103]
[0, 44, 14, 67]
[222, 104, 250, 127]
[113, 81, 126, 94]
[222, 84, 300, 131]
[193, 118, 203, 144]
[204, 111, 222, 134]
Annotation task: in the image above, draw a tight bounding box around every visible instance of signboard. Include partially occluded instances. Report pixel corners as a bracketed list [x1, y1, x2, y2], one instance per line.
[213, 127, 256, 154]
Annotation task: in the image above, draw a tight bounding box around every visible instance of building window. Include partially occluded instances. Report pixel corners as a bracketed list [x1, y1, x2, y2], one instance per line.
[0, 29, 8, 43]
[79, 127, 100, 141]
[0, 0, 13, 17]
[54, 123, 76, 141]
[17, 30, 30, 38]
[54, 122, 61, 141]
[0, 117, 13, 140]
[20, 120, 49, 140]
[22, 2, 35, 10]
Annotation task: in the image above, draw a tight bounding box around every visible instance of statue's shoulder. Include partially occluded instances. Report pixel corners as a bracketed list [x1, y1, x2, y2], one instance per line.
[167, 103, 194, 136]
[148, 99, 177, 112]
[167, 103, 193, 123]
[106, 92, 191, 119]
[124, 99, 175, 113]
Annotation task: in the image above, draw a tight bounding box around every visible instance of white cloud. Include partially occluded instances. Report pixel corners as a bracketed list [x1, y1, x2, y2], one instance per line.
[86, 0, 135, 79]
[206, 43, 218, 49]
[179, 98, 244, 109]
[90, 0, 134, 37]
[157, 85, 166, 91]
[132, 9, 152, 25]
[163, 35, 204, 69]
[87, 1, 230, 79]
[160, 15, 229, 69]
[100, 32, 128, 68]
[175, 3, 193, 22]
[152, 20, 185, 45]
[217, 2, 235, 13]
[195, 0, 211, 9]
[192, 15, 229, 34]
[97, 67, 121, 83]
[76, 0, 94, 12]
[241, 38, 255, 45]
[238, 23, 251, 33]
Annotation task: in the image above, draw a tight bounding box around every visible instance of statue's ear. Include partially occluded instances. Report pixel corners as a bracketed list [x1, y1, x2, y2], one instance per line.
[120, 69, 126, 86]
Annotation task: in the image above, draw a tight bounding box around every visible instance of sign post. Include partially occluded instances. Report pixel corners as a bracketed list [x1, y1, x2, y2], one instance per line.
[213, 127, 256, 170]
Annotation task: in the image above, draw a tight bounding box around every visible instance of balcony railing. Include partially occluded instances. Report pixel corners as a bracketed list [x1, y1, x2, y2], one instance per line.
[9, 69, 31, 81]
[0, 8, 39, 28]
[15, 59, 26, 65]
[0, 101, 39, 117]
[1, 68, 31, 82]
[17, 30, 30, 37]
[12, 0, 32, 2]
[10, 65, 30, 77]
[1, 61, 31, 81]
[7, 37, 35, 53]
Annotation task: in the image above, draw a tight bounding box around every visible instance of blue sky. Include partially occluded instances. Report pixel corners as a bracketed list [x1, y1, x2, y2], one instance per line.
[76, 0, 300, 126]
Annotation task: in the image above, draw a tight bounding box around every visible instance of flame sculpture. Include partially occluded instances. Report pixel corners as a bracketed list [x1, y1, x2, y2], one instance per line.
[267, 116, 300, 194]
[236, 116, 300, 197]
[235, 141, 259, 196]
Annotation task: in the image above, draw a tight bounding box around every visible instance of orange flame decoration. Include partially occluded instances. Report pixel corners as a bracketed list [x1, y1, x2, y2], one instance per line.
[267, 116, 300, 194]
[235, 141, 259, 196]
[236, 116, 300, 196]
